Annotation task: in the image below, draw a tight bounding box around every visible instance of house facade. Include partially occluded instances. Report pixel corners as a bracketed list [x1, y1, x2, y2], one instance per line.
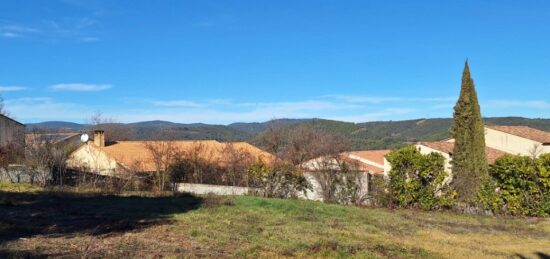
[484, 125, 550, 156]
[67, 130, 273, 176]
[300, 150, 390, 202]
[382, 125, 549, 181]
[0, 114, 25, 150]
[414, 141, 507, 184]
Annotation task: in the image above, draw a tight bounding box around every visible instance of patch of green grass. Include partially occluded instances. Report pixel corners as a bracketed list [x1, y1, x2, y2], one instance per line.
[0, 182, 42, 193]
[1, 190, 549, 258]
[171, 196, 436, 257]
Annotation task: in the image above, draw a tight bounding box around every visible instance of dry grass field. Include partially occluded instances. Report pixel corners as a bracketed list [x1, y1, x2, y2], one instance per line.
[1, 182, 549, 258]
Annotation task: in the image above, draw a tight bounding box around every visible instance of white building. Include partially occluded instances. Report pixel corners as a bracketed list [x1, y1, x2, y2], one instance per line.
[67, 130, 273, 176]
[300, 150, 390, 202]
[484, 125, 550, 157]
[414, 141, 507, 184]
[400, 125, 550, 183]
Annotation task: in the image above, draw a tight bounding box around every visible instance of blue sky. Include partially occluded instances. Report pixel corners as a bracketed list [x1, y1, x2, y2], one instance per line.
[0, 0, 549, 124]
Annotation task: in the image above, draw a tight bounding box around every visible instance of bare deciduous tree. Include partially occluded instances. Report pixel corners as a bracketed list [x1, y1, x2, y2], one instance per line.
[182, 142, 212, 184]
[88, 112, 135, 143]
[278, 124, 350, 166]
[23, 130, 78, 186]
[258, 123, 285, 157]
[144, 140, 176, 192]
[220, 143, 254, 186]
[0, 96, 8, 116]
[258, 123, 368, 204]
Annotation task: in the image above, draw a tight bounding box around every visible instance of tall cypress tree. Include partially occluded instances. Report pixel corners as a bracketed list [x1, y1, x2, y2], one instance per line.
[450, 61, 488, 203]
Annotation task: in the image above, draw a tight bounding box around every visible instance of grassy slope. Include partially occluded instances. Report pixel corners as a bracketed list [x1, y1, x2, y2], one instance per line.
[1, 184, 550, 258]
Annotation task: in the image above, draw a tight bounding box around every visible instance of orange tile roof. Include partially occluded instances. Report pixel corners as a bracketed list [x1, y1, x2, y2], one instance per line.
[355, 162, 385, 174]
[302, 150, 388, 175]
[95, 140, 273, 172]
[419, 141, 507, 164]
[486, 125, 550, 144]
[346, 150, 391, 165]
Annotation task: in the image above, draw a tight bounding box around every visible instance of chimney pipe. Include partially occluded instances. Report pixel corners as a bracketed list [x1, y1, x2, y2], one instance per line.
[94, 130, 105, 147]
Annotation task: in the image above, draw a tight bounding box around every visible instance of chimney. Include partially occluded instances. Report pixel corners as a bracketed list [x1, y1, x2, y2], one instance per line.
[94, 130, 105, 147]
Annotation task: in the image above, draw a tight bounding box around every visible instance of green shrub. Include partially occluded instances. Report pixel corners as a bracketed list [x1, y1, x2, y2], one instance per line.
[246, 159, 311, 198]
[480, 154, 550, 216]
[385, 146, 455, 210]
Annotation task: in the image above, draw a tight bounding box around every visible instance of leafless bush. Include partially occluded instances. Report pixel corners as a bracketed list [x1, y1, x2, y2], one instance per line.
[259, 124, 350, 166]
[220, 143, 255, 186]
[246, 159, 311, 198]
[258, 123, 285, 156]
[308, 155, 367, 205]
[144, 140, 177, 192]
[258, 124, 369, 204]
[23, 131, 77, 186]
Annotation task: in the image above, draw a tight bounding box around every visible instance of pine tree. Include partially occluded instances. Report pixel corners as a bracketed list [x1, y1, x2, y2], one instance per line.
[450, 61, 488, 203]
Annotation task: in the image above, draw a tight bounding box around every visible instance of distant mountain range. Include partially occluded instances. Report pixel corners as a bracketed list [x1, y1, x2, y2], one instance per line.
[26, 117, 550, 150]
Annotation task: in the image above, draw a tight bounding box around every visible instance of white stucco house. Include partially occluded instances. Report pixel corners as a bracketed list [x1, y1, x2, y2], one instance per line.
[484, 125, 550, 157]
[414, 141, 507, 184]
[66, 130, 273, 177]
[400, 125, 550, 184]
[299, 150, 390, 202]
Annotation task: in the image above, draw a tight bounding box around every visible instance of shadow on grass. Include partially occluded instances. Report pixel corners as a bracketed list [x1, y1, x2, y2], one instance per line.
[515, 252, 550, 259]
[0, 190, 202, 244]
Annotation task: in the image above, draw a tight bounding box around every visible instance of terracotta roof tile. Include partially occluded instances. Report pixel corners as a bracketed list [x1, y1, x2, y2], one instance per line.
[346, 150, 391, 165]
[302, 150, 388, 175]
[95, 140, 273, 172]
[486, 125, 550, 144]
[419, 141, 507, 164]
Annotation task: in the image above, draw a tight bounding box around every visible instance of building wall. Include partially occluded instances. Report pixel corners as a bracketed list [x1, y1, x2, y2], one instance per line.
[300, 171, 370, 203]
[485, 127, 550, 156]
[0, 115, 25, 149]
[177, 183, 252, 195]
[414, 144, 453, 184]
[383, 157, 391, 177]
[66, 143, 118, 176]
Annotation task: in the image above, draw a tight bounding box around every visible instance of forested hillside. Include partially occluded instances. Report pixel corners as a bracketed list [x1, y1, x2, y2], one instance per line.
[26, 117, 550, 150]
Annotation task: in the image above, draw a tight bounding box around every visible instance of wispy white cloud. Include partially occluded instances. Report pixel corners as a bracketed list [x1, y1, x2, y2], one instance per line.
[328, 108, 415, 122]
[151, 100, 204, 108]
[242, 100, 362, 111]
[4, 97, 89, 122]
[114, 98, 406, 124]
[432, 103, 454, 109]
[1, 16, 100, 42]
[2, 32, 20, 38]
[0, 86, 26, 92]
[321, 95, 401, 104]
[0, 25, 39, 38]
[50, 83, 112, 92]
[10, 94, 550, 124]
[80, 36, 100, 42]
[485, 100, 550, 109]
[410, 97, 456, 102]
[321, 95, 456, 104]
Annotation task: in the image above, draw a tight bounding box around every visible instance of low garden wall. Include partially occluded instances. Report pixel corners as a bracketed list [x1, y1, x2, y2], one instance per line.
[176, 183, 254, 196]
